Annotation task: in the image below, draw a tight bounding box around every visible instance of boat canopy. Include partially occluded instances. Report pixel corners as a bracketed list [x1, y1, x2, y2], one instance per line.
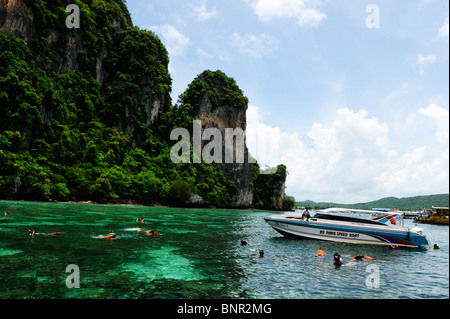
[314, 208, 401, 226]
[313, 213, 389, 226]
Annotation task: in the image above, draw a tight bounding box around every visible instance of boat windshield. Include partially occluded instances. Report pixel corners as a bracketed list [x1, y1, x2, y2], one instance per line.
[313, 213, 388, 226]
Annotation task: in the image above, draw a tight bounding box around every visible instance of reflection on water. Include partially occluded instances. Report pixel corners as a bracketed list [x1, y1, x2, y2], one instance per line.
[0, 201, 448, 299]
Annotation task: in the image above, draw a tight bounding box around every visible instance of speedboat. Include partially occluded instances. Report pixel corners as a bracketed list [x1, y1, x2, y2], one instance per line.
[264, 208, 429, 248]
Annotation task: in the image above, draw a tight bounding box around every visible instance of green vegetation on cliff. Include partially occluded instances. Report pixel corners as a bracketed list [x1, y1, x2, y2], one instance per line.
[179, 70, 248, 111]
[0, 1, 293, 210]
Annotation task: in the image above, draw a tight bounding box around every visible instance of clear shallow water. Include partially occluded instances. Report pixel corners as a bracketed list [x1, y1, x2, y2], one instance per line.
[0, 200, 448, 299]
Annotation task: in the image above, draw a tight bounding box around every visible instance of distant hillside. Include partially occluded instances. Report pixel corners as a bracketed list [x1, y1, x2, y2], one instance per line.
[297, 194, 449, 211]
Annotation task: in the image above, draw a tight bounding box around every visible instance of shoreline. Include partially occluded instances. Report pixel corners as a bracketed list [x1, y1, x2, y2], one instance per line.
[0, 197, 285, 212]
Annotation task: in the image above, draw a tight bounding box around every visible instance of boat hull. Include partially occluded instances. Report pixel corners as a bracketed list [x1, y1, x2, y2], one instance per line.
[264, 215, 429, 247]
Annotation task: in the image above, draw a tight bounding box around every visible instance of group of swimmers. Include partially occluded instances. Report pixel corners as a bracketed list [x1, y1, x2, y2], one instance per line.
[137, 227, 158, 236]
[26, 217, 158, 239]
[318, 243, 442, 266]
[240, 240, 265, 257]
[134, 217, 158, 236]
[240, 241, 377, 263]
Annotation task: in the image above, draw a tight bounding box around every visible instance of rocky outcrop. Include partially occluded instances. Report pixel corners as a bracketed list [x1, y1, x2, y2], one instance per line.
[180, 70, 287, 209]
[195, 87, 253, 207]
[192, 72, 253, 208]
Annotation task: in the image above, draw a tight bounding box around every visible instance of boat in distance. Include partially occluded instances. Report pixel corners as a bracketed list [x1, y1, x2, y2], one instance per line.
[264, 208, 429, 248]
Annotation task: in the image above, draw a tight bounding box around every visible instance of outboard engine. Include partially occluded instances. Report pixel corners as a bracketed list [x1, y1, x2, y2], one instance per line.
[410, 226, 424, 235]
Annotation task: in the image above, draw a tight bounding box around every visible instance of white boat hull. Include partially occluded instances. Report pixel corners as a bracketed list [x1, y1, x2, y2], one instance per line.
[264, 215, 429, 247]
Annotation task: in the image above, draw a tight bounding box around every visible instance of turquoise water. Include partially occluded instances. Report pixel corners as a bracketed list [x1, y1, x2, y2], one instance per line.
[0, 200, 448, 299]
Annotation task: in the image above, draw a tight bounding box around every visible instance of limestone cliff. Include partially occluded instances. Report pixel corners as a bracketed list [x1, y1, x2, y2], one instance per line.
[175, 70, 287, 210]
[195, 71, 252, 208]
[0, 1, 289, 210]
[0, 0, 171, 146]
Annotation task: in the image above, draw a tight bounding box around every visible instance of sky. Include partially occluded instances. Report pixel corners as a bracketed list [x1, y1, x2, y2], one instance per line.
[126, 0, 449, 204]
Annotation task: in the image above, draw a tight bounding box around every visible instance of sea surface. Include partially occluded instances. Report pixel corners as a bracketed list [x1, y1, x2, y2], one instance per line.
[0, 200, 448, 299]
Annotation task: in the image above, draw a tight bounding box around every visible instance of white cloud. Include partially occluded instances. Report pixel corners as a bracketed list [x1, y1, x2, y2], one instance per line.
[247, 105, 449, 203]
[419, 104, 449, 144]
[230, 32, 279, 58]
[196, 48, 213, 59]
[194, 0, 219, 22]
[438, 16, 449, 38]
[248, 0, 327, 28]
[416, 53, 437, 74]
[148, 24, 190, 57]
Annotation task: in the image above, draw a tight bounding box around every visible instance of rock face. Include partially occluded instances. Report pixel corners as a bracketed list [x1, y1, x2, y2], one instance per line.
[103, 28, 171, 147]
[0, 0, 171, 146]
[253, 164, 287, 210]
[179, 70, 286, 209]
[194, 73, 252, 208]
[0, 0, 34, 42]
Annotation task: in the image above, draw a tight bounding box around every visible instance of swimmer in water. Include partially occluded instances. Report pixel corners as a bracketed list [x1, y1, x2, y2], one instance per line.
[137, 227, 157, 236]
[28, 229, 61, 236]
[241, 240, 255, 246]
[352, 254, 374, 261]
[104, 232, 117, 239]
[333, 251, 342, 267]
[315, 248, 325, 257]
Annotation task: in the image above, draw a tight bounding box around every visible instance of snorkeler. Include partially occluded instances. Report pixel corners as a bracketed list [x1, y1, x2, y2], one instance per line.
[315, 248, 325, 257]
[352, 254, 374, 261]
[241, 240, 255, 246]
[28, 229, 61, 236]
[333, 251, 342, 267]
[104, 232, 117, 239]
[137, 227, 157, 236]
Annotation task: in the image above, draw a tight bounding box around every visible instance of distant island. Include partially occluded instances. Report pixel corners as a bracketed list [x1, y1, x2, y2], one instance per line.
[296, 194, 449, 211]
